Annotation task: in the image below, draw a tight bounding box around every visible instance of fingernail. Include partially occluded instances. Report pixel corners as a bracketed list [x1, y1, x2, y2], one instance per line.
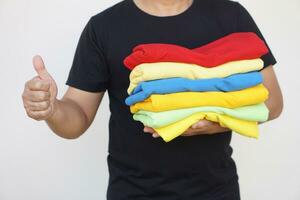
[199, 121, 206, 126]
[192, 124, 198, 129]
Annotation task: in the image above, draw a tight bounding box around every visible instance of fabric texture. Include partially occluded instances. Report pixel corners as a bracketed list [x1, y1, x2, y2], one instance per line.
[126, 72, 263, 105]
[152, 112, 260, 142]
[130, 84, 269, 113]
[128, 59, 263, 94]
[133, 103, 269, 128]
[124, 32, 268, 70]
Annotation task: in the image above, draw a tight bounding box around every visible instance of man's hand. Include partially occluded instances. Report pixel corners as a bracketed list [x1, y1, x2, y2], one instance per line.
[22, 55, 58, 121]
[143, 120, 230, 138]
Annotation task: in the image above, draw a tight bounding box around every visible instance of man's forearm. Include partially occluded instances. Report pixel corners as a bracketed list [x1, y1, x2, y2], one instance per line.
[46, 99, 90, 139]
[265, 98, 283, 121]
[260, 66, 283, 122]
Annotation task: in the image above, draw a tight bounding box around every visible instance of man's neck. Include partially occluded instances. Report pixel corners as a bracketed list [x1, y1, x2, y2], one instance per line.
[133, 0, 194, 17]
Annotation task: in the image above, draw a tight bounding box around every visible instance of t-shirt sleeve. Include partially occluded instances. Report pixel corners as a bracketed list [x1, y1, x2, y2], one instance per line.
[235, 2, 277, 68]
[66, 17, 110, 92]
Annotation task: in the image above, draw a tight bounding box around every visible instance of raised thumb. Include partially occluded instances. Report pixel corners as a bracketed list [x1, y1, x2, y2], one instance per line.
[33, 55, 51, 80]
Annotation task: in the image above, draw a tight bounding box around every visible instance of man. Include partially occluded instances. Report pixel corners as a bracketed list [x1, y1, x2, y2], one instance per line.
[22, 0, 283, 199]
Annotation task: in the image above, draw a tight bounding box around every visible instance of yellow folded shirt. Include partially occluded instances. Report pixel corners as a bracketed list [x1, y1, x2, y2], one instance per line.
[154, 112, 259, 142]
[128, 59, 264, 94]
[130, 84, 269, 113]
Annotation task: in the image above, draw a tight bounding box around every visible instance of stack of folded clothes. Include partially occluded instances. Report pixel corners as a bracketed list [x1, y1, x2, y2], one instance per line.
[124, 32, 270, 142]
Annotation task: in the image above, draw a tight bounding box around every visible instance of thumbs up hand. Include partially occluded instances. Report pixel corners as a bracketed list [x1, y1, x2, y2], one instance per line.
[22, 55, 58, 121]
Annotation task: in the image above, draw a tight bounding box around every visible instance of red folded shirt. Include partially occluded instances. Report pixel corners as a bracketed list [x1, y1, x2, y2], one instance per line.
[124, 32, 269, 70]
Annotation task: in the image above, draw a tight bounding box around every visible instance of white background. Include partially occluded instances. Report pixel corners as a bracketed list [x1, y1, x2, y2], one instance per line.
[0, 0, 299, 199]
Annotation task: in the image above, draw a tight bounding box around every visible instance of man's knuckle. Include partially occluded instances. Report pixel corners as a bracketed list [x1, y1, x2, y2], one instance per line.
[34, 93, 41, 100]
[31, 92, 38, 100]
[40, 107, 49, 115]
[21, 93, 27, 100]
[46, 92, 51, 99]
[41, 101, 50, 109]
[36, 92, 45, 101]
[40, 92, 47, 100]
[35, 81, 42, 89]
[25, 106, 30, 112]
[23, 102, 29, 109]
[43, 82, 50, 89]
[39, 102, 46, 109]
[27, 111, 34, 118]
[31, 111, 44, 120]
[25, 80, 31, 88]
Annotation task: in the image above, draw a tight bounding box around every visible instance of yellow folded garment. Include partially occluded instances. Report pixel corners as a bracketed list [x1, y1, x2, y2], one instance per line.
[128, 59, 264, 94]
[130, 84, 268, 113]
[154, 112, 259, 142]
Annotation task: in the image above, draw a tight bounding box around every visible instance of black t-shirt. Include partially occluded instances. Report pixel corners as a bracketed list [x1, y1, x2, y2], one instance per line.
[66, 0, 277, 199]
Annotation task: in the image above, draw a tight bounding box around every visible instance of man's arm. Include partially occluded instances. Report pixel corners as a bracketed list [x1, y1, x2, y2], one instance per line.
[261, 66, 283, 120]
[46, 88, 104, 139]
[22, 55, 104, 139]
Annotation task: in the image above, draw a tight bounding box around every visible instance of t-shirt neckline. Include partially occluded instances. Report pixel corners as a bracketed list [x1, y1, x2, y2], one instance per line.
[128, 0, 197, 20]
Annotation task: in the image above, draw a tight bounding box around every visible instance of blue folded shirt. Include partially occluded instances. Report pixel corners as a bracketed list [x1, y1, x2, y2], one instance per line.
[125, 72, 263, 106]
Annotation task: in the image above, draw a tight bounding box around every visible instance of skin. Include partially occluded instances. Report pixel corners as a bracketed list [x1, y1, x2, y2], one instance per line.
[22, 0, 283, 139]
[22, 56, 104, 139]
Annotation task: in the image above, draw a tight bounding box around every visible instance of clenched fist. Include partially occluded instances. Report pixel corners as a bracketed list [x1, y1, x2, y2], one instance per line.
[22, 55, 58, 121]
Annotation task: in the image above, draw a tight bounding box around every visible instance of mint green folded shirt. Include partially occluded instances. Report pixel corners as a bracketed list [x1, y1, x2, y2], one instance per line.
[133, 103, 269, 128]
